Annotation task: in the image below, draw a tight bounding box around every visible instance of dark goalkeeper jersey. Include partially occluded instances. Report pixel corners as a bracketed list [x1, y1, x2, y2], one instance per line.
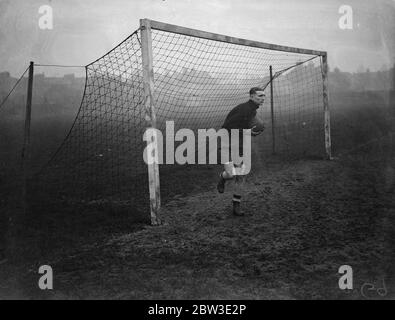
[218, 99, 260, 161]
[222, 99, 259, 130]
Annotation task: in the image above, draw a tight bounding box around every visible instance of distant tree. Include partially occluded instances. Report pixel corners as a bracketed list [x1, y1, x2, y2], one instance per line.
[329, 68, 351, 92]
[380, 64, 388, 72]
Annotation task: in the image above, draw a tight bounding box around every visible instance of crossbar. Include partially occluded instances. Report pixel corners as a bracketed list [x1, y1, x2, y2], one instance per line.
[146, 19, 327, 57]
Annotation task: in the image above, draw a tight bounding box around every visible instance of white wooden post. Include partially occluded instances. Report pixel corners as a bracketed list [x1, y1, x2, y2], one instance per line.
[322, 53, 332, 160]
[269, 65, 275, 155]
[22, 61, 34, 215]
[140, 19, 162, 225]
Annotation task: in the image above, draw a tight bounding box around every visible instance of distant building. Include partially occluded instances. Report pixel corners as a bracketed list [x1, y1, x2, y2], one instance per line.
[0, 71, 10, 81]
[0, 72, 11, 92]
[34, 73, 45, 86]
[64, 73, 75, 85]
[0, 71, 10, 79]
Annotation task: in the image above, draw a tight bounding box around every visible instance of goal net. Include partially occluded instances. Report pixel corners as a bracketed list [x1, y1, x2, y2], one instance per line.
[31, 19, 330, 222]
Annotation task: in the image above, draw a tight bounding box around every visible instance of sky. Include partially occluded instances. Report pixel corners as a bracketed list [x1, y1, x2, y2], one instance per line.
[0, 0, 394, 77]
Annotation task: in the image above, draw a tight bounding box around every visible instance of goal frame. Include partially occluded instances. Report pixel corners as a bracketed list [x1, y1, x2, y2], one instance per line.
[139, 18, 332, 225]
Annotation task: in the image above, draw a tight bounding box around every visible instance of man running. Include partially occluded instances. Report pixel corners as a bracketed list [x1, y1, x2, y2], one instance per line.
[217, 87, 265, 216]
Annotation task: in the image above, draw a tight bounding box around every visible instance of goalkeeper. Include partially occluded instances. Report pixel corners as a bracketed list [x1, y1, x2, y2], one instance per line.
[216, 87, 265, 216]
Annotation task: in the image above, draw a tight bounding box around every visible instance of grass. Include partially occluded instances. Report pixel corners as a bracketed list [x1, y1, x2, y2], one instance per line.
[0, 90, 394, 299]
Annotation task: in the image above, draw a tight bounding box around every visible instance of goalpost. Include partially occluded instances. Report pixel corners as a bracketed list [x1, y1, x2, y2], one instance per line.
[34, 19, 331, 225]
[140, 19, 331, 224]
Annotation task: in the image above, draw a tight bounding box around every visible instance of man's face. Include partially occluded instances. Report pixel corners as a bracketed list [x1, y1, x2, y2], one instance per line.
[250, 91, 265, 106]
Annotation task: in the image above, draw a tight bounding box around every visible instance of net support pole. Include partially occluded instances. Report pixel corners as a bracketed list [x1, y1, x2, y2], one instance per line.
[140, 19, 162, 226]
[269, 65, 275, 155]
[8, 61, 34, 258]
[22, 61, 34, 215]
[322, 53, 332, 160]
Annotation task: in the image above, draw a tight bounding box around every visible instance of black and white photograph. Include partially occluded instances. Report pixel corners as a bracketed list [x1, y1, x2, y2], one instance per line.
[0, 0, 394, 304]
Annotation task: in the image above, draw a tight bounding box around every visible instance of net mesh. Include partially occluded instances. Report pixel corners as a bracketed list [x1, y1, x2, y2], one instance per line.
[31, 25, 326, 215]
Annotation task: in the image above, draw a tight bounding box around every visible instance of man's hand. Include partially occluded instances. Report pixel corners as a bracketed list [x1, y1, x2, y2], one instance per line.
[249, 116, 265, 136]
[251, 125, 264, 136]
